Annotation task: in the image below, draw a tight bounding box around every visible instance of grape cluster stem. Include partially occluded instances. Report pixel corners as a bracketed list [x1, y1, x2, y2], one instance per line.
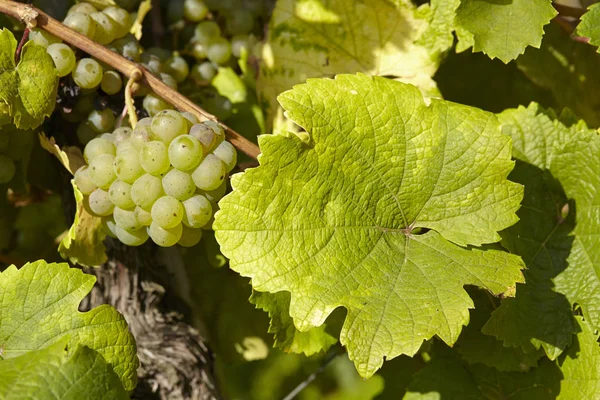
[0, 0, 261, 159]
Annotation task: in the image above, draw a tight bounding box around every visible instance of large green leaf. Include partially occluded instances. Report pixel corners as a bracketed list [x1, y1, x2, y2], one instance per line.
[0, 29, 57, 129]
[454, 0, 557, 63]
[0, 261, 138, 391]
[215, 74, 524, 378]
[0, 339, 128, 399]
[258, 0, 444, 132]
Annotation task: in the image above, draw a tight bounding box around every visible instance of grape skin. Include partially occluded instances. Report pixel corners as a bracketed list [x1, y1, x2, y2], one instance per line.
[73, 58, 103, 89]
[162, 169, 196, 200]
[168, 135, 203, 171]
[46, 44, 76, 77]
[192, 154, 226, 191]
[131, 173, 165, 210]
[148, 221, 183, 247]
[151, 195, 184, 229]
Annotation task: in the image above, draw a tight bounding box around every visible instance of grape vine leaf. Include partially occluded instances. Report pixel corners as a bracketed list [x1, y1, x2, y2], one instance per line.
[454, 0, 557, 63]
[576, 3, 600, 51]
[258, 0, 445, 132]
[0, 29, 58, 129]
[250, 291, 338, 356]
[215, 74, 525, 377]
[0, 260, 138, 390]
[485, 103, 600, 359]
[415, 0, 461, 54]
[58, 181, 108, 267]
[0, 339, 128, 399]
[39, 132, 86, 175]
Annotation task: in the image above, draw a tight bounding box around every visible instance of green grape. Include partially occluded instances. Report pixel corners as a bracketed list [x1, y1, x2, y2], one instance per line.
[73, 58, 103, 89]
[116, 140, 135, 155]
[225, 10, 254, 36]
[148, 221, 182, 247]
[115, 225, 149, 246]
[46, 43, 74, 78]
[184, 0, 209, 22]
[83, 137, 116, 162]
[114, 147, 144, 183]
[108, 179, 135, 209]
[231, 34, 254, 58]
[207, 38, 231, 65]
[101, 70, 123, 94]
[102, 6, 131, 37]
[131, 173, 164, 210]
[113, 34, 141, 61]
[163, 55, 189, 83]
[88, 109, 116, 133]
[162, 169, 196, 200]
[150, 110, 188, 143]
[192, 154, 226, 191]
[135, 206, 152, 226]
[194, 21, 221, 45]
[90, 11, 117, 44]
[63, 12, 97, 38]
[74, 166, 98, 195]
[67, 2, 97, 16]
[190, 41, 208, 60]
[213, 140, 237, 172]
[76, 121, 98, 144]
[168, 135, 203, 171]
[190, 61, 216, 83]
[103, 217, 117, 238]
[113, 127, 132, 146]
[0, 155, 15, 184]
[131, 118, 152, 149]
[99, 132, 115, 142]
[151, 195, 184, 228]
[200, 178, 227, 202]
[143, 93, 171, 116]
[89, 153, 117, 189]
[141, 53, 163, 74]
[88, 188, 114, 216]
[189, 122, 223, 152]
[113, 206, 142, 231]
[181, 194, 212, 228]
[73, 94, 95, 116]
[160, 73, 178, 90]
[181, 111, 199, 126]
[178, 225, 203, 247]
[29, 28, 60, 48]
[140, 141, 171, 175]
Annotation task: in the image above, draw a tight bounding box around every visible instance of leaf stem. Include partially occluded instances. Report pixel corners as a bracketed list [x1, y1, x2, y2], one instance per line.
[0, 0, 261, 159]
[14, 27, 28, 63]
[282, 346, 343, 400]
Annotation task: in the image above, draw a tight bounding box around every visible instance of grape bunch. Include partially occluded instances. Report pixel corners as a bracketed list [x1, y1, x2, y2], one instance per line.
[74, 110, 236, 247]
[0, 130, 15, 184]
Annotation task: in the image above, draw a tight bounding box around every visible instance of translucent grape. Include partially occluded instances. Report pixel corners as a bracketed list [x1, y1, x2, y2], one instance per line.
[182, 194, 212, 228]
[231, 35, 254, 58]
[140, 141, 171, 176]
[73, 58, 103, 89]
[113, 34, 141, 61]
[101, 70, 123, 94]
[90, 12, 117, 44]
[99, 132, 115, 142]
[190, 41, 208, 60]
[116, 140, 135, 155]
[0, 155, 15, 184]
[74, 166, 97, 195]
[192, 154, 226, 191]
[88, 188, 114, 216]
[113, 127, 132, 146]
[141, 53, 163, 74]
[168, 135, 203, 171]
[63, 12, 97, 38]
[163, 55, 189, 83]
[178, 225, 203, 247]
[108, 179, 135, 209]
[67, 2, 97, 16]
[151, 195, 184, 228]
[190, 62, 216, 83]
[194, 21, 221, 45]
[102, 6, 131, 37]
[148, 221, 182, 247]
[150, 110, 188, 143]
[189, 123, 217, 152]
[114, 147, 144, 183]
[83, 137, 115, 162]
[213, 140, 237, 172]
[103, 217, 117, 238]
[160, 73, 178, 90]
[46, 43, 76, 77]
[115, 225, 148, 246]
[131, 118, 152, 149]
[181, 112, 199, 126]
[29, 29, 60, 48]
[143, 93, 171, 116]
[87, 109, 115, 133]
[162, 169, 196, 200]
[184, 0, 209, 21]
[135, 206, 152, 226]
[131, 173, 164, 210]
[200, 179, 227, 203]
[88, 153, 117, 189]
[113, 206, 142, 231]
[207, 38, 231, 65]
[76, 121, 98, 144]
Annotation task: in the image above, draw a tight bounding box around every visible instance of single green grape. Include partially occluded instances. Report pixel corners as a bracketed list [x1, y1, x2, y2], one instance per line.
[191, 154, 226, 191]
[168, 135, 203, 171]
[131, 173, 164, 210]
[101, 70, 123, 94]
[88, 153, 117, 189]
[73, 58, 103, 89]
[162, 169, 196, 201]
[140, 141, 171, 176]
[184, 0, 209, 22]
[63, 12, 97, 38]
[207, 37, 231, 65]
[46, 43, 76, 77]
[182, 194, 212, 228]
[148, 221, 183, 247]
[190, 62, 216, 83]
[29, 28, 60, 47]
[74, 166, 98, 195]
[67, 2, 97, 16]
[90, 11, 117, 44]
[113, 127, 132, 146]
[83, 137, 115, 163]
[130, 118, 153, 149]
[163, 55, 189, 83]
[88, 188, 114, 216]
[135, 206, 152, 226]
[115, 225, 149, 246]
[87, 109, 116, 133]
[150, 110, 188, 143]
[108, 179, 135, 209]
[102, 6, 131, 37]
[143, 93, 171, 116]
[194, 21, 221, 45]
[151, 195, 184, 228]
[114, 147, 144, 183]
[113, 206, 143, 231]
[213, 140, 237, 172]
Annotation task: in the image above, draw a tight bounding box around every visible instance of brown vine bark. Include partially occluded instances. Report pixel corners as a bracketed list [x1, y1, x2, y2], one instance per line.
[79, 239, 222, 400]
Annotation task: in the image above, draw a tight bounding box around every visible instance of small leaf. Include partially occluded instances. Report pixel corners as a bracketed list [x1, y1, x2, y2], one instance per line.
[215, 74, 524, 378]
[0, 260, 137, 390]
[455, 0, 557, 63]
[0, 340, 128, 399]
[39, 132, 85, 175]
[576, 3, 600, 51]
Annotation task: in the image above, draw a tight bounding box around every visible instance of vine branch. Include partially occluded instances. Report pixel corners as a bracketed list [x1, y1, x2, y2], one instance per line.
[0, 0, 261, 159]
